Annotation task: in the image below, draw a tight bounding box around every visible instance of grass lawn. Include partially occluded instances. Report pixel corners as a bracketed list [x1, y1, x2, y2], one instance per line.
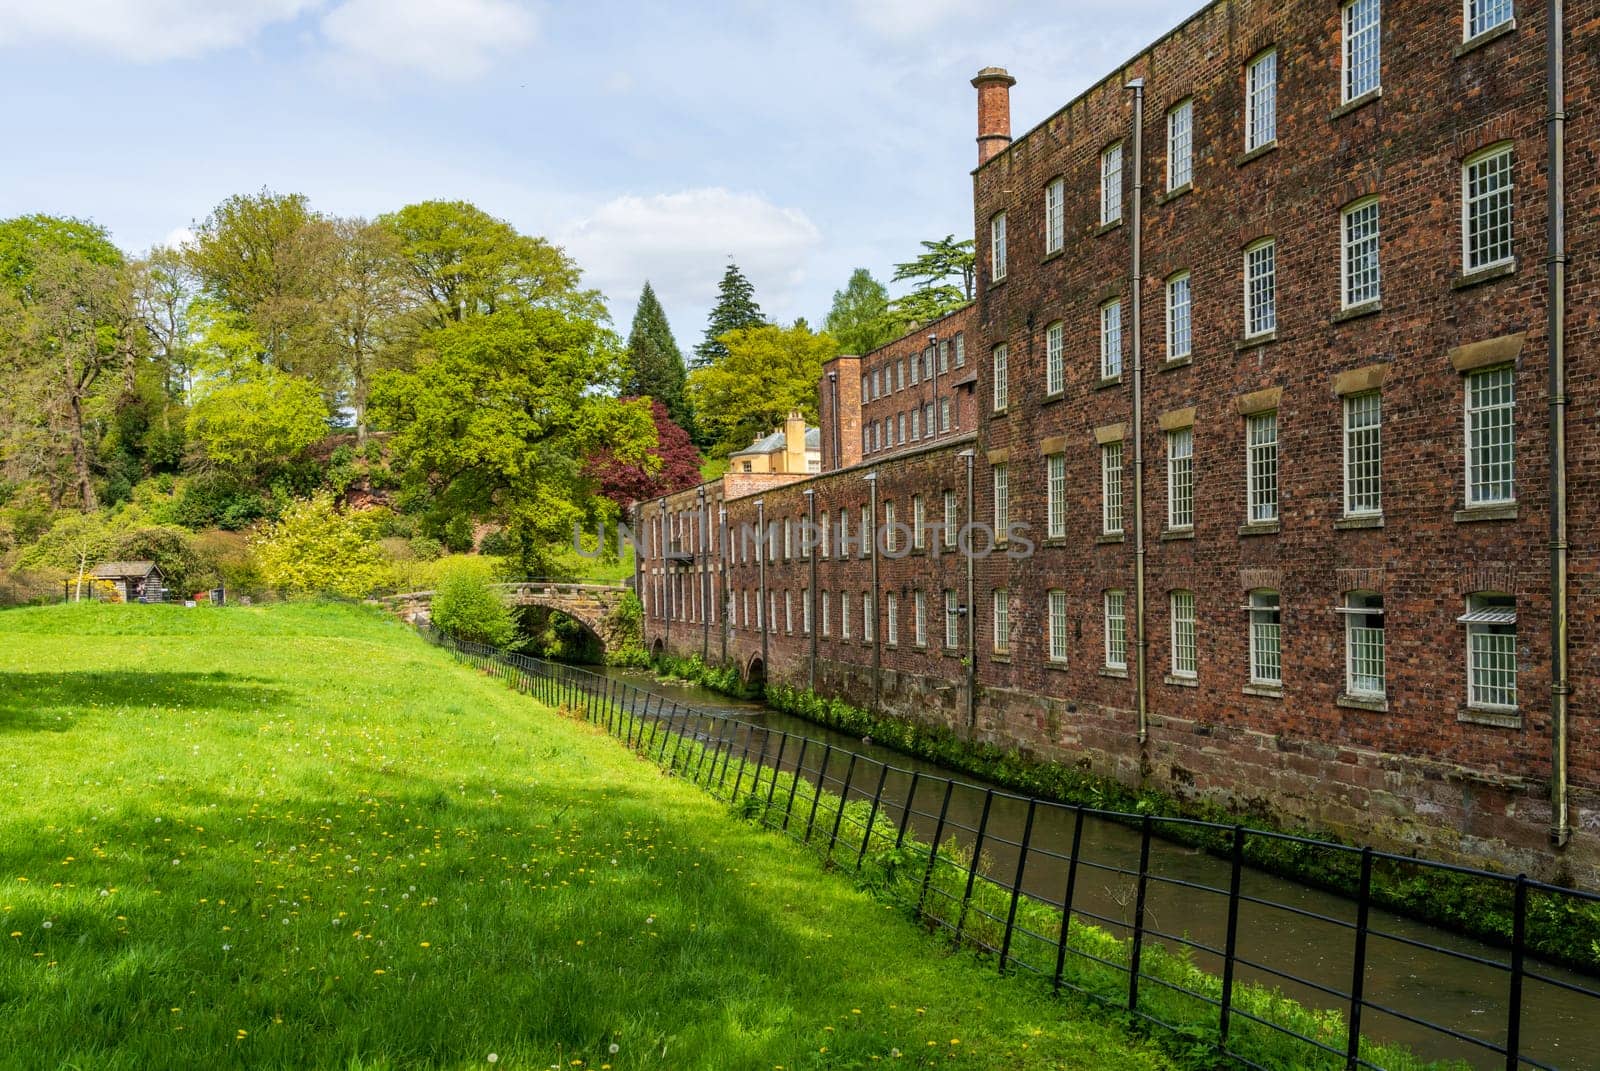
[0, 602, 1172, 1071]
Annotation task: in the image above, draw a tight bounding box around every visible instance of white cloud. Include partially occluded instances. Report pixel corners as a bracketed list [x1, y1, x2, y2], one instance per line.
[0, 0, 316, 61]
[319, 0, 537, 81]
[160, 226, 196, 251]
[847, 0, 976, 39]
[559, 188, 823, 333]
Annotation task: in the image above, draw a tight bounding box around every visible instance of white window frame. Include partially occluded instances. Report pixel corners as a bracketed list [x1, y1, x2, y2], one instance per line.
[992, 589, 1010, 654]
[1343, 391, 1383, 516]
[1167, 98, 1193, 191]
[914, 590, 927, 647]
[1167, 426, 1194, 530]
[883, 500, 896, 552]
[1463, 143, 1514, 273]
[1045, 177, 1066, 255]
[803, 587, 812, 634]
[1341, 591, 1385, 699]
[1046, 453, 1067, 539]
[1247, 411, 1279, 524]
[821, 591, 830, 637]
[993, 462, 1009, 536]
[990, 212, 1008, 282]
[1100, 300, 1123, 379]
[1245, 49, 1278, 151]
[1244, 238, 1277, 338]
[1104, 590, 1128, 670]
[1166, 272, 1192, 360]
[1046, 320, 1065, 395]
[1463, 593, 1517, 710]
[1248, 590, 1282, 686]
[841, 590, 851, 640]
[1170, 590, 1197, 678]
[1341, 0, 1381, 103]
[1100, 142, 1124, 225]
[1465, 0, 1514, 41]
[1341, 198, 1381, 309]
[785, 590, 793, 633]
[1466, 365, 1516, 506]
[886, 592, 898, 646]
[992, 343, 1009, 410]
[943, 489, 958, 548]
[863, 591, 874, 642]
[1048, 589, 1069, 664]
[944, 589, 959, 648]
[1101, 440, 1124, 535]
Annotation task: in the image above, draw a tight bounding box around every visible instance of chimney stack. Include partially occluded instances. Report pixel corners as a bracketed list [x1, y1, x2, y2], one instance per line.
[972, 66, 1016, 165]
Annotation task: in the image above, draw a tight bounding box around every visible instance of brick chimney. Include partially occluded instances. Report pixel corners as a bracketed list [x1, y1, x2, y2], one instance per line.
[972, 66, 1016, 165]
[783, 410, 807, 473]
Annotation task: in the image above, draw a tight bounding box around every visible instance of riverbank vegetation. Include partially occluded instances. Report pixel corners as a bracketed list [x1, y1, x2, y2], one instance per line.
[0, 601, 1178, 1070]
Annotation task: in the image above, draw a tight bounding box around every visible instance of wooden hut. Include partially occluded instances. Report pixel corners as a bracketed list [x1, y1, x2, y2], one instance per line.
[89, 561, 165, 603]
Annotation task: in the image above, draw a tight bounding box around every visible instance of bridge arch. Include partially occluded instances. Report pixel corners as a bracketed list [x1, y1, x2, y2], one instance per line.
[387, 582, 631, 652]
[743, 653, 766, 688]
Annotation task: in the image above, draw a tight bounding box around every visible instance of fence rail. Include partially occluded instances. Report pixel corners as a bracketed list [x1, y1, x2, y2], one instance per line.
[429, 629, 1600, 1071]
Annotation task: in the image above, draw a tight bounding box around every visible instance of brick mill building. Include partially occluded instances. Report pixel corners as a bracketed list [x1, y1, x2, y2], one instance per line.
[637, 0, 1599, 885]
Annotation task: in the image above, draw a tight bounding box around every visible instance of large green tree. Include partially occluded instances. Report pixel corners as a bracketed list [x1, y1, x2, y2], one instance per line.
[687, 322, 834, 457]
[692, 260, 764, 369]
[893, 234, 976, 301]
[326, 217, 410, 440]
[369, 307, 655, 576]
[186, 369, 329, 480]
[622, 281, 692, 433]
[823, 268, 894, 356]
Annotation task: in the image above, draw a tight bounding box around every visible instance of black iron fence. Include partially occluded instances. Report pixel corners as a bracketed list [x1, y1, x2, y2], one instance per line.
[430, 630, 1600, 1071]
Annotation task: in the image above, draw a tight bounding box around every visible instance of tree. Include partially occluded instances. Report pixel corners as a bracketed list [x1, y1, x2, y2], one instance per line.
[255, 493, 388, 599]
[369, 307, 656, 577]
[430, 560, 517, 646]
[325, 217, 409, 440]
[687, 322, 834, 457]
[585, 398, 702, 508]
[886, 285, 969, 332]
[131, 246, 197, 402]
[186, 370, 329, 478]
[622, 282, 693, 433]
[823, 268, 894, 356]
[692, 260, 764, 368]
[893, 234, 976, 302]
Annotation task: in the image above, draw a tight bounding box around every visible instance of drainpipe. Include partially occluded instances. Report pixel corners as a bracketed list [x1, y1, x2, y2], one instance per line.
[699, 485, 709, 661]
[928, 332, 939, 444]
[959, 448, 977, 735]
[1127, 78, 1150, 748]
[1545, 0, 1570, 847]
[718, 503, 729, 665]
[828, 371, 840, 471]
[805, 488, 818, 692]
[866, 471, 881, 714]
[755, 497, 768, 681]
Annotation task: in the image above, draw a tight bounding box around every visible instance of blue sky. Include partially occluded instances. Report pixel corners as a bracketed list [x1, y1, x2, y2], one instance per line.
[1, 0, 1194, 351]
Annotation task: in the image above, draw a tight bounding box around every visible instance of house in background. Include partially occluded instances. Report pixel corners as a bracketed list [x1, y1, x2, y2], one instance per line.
[89, 561, 165, 603]
[727, 411, 821, 475]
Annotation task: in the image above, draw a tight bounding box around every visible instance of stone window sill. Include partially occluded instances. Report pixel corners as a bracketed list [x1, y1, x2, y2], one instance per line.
[1459, 706, 1521, 729]
[992, 406, 1009, 417]
[1335, 514, 1384, 530]
[1165, 674, 1199, 689]
[991, 653, 1011, 664]
[1236, 330, 1278, 352]
[1096, 533, 1126, 545]
[1452, 261, 1516, 290]
[1042, 390, 1065, 405]
[988, 277, 1007, 291]
[1243, 683, 1284, 699]
[1099, 667, 1129, 680]
[1095, 220, 1124, 237]
[1455, 20, 1515, 58]
[1337, 694, 1388, 713]
[1095, 375, 1123, 391]
[1236, 140, 1279, 168]
[1043, 249, 1066, 264]
[1331, 300, 1382, 324]
[1239, 521, 1280, 537]
[1455, 503, 1518, 523]
[1046, 659, 1071, 672]
[1330, 88, 1381, 121]
[1042, 537, 1068, 549]
[1156, 183, 1193, 206]
[1159, 354, 1193, 372]
[1161, 528, 1195, 541]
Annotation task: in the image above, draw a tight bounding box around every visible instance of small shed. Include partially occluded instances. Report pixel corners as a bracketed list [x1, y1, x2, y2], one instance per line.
[90, 561, 165, 603]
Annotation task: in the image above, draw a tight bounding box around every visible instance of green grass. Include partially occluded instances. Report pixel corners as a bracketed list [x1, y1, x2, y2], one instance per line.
[0, 602, 1173, 1071]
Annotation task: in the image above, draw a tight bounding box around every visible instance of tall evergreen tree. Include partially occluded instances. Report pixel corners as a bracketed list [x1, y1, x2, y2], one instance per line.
[623, 281, 693, 433]
[692, 260, 764, 368]
[823, 268, 894, 356]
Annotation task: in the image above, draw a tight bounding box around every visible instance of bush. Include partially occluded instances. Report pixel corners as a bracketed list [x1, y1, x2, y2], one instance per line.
[254, 494, 388, 599]
[407, 536, 444, 561]
[431, 563, 516, 646]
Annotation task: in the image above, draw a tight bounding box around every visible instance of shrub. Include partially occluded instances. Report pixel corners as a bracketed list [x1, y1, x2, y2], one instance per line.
[430, 563, 516, 646]
[255, 494, 388, 599]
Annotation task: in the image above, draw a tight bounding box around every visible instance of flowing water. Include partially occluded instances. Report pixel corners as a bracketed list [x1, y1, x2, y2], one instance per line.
[600, 665, 1598, 1070]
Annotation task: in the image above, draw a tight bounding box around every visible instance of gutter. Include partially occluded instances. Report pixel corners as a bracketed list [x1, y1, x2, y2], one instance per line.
[1546, 0, 1570, 846]
[1128, 79, 1150, 746]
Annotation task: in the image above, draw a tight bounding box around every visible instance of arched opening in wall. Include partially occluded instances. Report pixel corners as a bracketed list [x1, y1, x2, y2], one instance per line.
[650, 638, 665, 659]
[744, 655, 766, 690]
[517, 604, 606, 665]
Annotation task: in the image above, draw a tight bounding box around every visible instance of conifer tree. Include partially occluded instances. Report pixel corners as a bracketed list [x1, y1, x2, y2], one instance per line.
[622, 281, 693, 433]
[692, 260, 764, 368]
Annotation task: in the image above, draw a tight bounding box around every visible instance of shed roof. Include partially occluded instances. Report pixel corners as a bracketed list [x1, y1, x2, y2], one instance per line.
[91, 561, 161, 578]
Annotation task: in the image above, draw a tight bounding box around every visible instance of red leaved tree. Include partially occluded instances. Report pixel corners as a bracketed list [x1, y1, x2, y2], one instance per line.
[586, 398, 703, 507]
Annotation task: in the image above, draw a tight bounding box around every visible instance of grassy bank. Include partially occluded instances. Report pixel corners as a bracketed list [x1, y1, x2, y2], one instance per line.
[647, 654, 1600, 974]
[0, 602, 1174, 1070]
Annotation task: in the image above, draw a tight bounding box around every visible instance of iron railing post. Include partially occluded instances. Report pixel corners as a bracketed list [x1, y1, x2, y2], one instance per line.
[954, 788, 995, 945]
[1345, 847, 1374, 1069]
[895, 771, 922, 851]
[826, 752, 859, 861]
[1053, 805, 1086, 994]
[999, 799, 1037, 974]
[1128, 814, 1153, 1012]
[804, 744, 835, 844]
[765, 732, 791, 821]
[782, 737, 809, 832]
[918, 779, 957, 920]
[1220, 825, 1245, 1048]
[1506, 875, 1528, 1071]
[857, 762, 892, 870]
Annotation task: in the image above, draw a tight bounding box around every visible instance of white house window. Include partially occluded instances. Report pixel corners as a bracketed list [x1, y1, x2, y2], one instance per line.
[1046, 177, 1065, 255]
[1467, 366, 1516, 505]
[923, 402, 934, 435]
[944, 588, 959, 648]
[886, 592, 898, 646]
[993, 589, 1010, 654]
[1248, 590, 1282, 685]
[991, 212, 1008, 282]
[1167, 99, 1193, 191]
[1048, 589, 1069, 664]
[912, 494, 926, 549]
[1342, 199, 1381, 308]
[803, 588, 812, 634]
[993, 462, 1009, 535]
[1246, 50, 1278, 151]
[943, 489, 957, 547]
[1342, 0, 1381, 102]
[742, 589, 749, 628]
[1464, 144, 1514, 272]
[1047, 453, 1067, 539]
[1344, 392, 1382, 516]
[863, 591, 874, 642]
[1046, 320, 1065, 395]
[954, 333, 965, 367]
[914, 590, 927, 647]
[1100, 300, 1123, 379]
[911, 408, 920, 441]
[1245, 239, 1276, 337]
[1104, 590, 1128, 670]
[1462, 593, 1517, 710]
[1247, 411, 1279, 523]
[1166, 272, 1192, 360]
[940, 398, 952, 433]
[898, 411, 906, 443]
[841, 590, 851, 640]
[1466, 0, 1514, 40]
[821, 591, 830, 636]
[911, 354, 920, 386]
[1171, 590, 1197, 678]
[1101, 142, 1124, 225]
[785, 590, 793, 633]
[1341, 591, 1385, 698]
[1102, 440, 1124, 535]
[883, 500, 896, 552]
[860, 505, 870, 556]
[1167, 426, 1194, 529]
[993, 343, 1009, 410]
[821, 513, 831, 558]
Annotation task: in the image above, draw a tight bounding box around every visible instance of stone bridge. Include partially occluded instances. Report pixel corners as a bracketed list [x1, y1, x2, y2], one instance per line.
[385, 582, 632, 649]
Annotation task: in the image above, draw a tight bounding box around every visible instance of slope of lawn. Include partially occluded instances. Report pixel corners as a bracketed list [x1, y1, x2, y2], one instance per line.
[0, 602, 1173, 1071]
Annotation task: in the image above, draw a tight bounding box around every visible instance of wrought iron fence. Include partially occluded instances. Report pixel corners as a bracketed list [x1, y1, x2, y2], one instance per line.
[429, 629, 1600, 1071]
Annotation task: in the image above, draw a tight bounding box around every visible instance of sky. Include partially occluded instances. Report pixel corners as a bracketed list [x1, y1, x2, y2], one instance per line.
[1, 0, 1196, 352]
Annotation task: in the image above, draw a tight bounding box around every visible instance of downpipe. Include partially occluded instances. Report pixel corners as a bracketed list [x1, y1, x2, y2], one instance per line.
[1546, 0, 1570, 847]
[1128, 78, 1150, 748]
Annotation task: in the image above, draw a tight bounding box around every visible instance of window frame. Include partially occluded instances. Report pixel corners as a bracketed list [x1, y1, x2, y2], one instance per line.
[1048, 589, 1069, 664]
[1100, 142, 1124, 226]
[1465, 0, 1514, 41]
[914, 589, 927, 647]
[1167, 426, 1194, 530]
[1104, 589, 1128, 670]
[1247, 589, 1282, 686]
[1171, 590, 1198, 679]
[1465, 365, 1516, 507]
[1244, 238, 1277, 338]
[992, 588, 1010, 655]
[944, 588, 959, 649]
[992, 462, 1010, 536]
[1343, 391, 1383, 517]
[1246, 410, 1280, 524]
[992, 342, 1009, 410]
[1341, 590, 1386, 699]
[1245, 49, 1278, 152]
[1341, 197, 1381, 309]
[1100, 299, 1123, 379]
[1463, 592, 1517, 711]
[990, 211, 1008, 282]
[1462, 143, 1515, 273]
[1341, 0, 1381, 103]
[1166, 98, 1194, 191]
[1102, 439, 1125, 535]
[1045, 177, 1066, 255]
[1166, 271, 1192, 360]
[1045, 319, 1065, 395]
[1046, 452, 1067, 539]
